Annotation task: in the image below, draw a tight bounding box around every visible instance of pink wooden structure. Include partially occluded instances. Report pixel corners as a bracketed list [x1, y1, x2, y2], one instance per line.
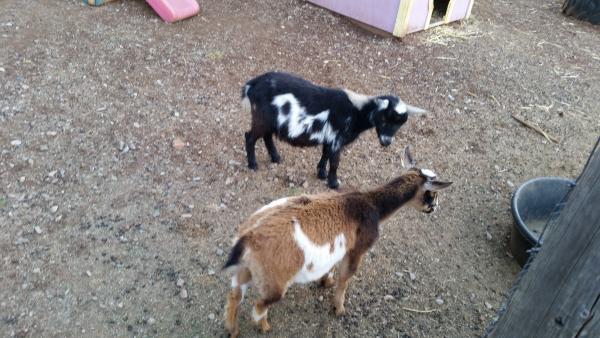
[308, 0, 474, 37]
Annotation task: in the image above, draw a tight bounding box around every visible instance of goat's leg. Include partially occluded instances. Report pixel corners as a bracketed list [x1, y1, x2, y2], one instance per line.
[224, 268, 251, 338]
[326, 149, 341, 189]
[252, 291, 283, 333]
[245, 131, 260, 170]
[263, 133, 281, 163]
[333, 252, 363, 316]
[317, 145, 329, 180]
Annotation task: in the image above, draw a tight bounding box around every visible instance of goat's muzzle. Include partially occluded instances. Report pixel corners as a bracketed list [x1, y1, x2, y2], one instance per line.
[379, 135, 393, 147]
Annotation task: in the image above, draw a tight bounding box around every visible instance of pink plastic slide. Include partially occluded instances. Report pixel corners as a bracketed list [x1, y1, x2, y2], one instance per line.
[145, 0, 199, 23]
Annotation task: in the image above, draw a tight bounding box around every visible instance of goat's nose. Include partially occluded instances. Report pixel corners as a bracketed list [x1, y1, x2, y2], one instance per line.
[379, 136, 393, 146]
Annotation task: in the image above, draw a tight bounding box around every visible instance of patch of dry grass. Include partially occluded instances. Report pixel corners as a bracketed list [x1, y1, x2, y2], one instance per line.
[423, 18, 490, 46]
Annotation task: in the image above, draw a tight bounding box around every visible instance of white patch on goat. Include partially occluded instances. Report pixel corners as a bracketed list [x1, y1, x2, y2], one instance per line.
[344, 89, 371, 109]
[376, 98, 389, 110]
[291, 219, 346, 284]
[394, 101, 407, 115]
[253, 197, 289, 215]
[240, 283, 248, 304]
[309, 116, 337, 145]
[420, 169, 437, 178]
[272, 94, 337, 143]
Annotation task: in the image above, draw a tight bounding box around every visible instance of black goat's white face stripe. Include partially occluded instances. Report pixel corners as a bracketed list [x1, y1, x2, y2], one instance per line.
[272, 93, 338, 145]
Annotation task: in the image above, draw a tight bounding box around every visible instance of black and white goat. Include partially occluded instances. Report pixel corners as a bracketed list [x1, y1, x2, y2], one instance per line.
[242, 72, 427, 189]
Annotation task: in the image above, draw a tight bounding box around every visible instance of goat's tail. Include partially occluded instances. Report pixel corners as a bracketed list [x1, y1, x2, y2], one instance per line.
[241, 84, 252, 114]
[222, 236, 247, 272]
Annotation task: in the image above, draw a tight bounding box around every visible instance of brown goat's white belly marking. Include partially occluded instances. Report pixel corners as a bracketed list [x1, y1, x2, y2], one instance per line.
[291, 219, 346, 284]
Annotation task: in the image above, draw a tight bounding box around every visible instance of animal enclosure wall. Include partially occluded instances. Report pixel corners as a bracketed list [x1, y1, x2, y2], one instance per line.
[308, 0, 474, 37]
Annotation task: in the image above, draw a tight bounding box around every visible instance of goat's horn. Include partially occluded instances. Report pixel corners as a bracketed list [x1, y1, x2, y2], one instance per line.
[406, 104, 428, 115]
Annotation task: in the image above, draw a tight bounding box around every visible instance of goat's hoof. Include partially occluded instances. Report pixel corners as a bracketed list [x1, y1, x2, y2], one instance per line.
[259, 319, 271, 333]
[248, 162, 258, 171]
[335, 306, 346, 317]
[327, 179, 340, 189]
[227, 328, 240, 338]
[270, 155, 281, 164]
[317, 169, 327, 180]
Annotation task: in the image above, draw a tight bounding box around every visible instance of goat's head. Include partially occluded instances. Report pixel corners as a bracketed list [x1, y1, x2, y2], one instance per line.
[371, 96, 427, 147]
[401, 146, 452, 213]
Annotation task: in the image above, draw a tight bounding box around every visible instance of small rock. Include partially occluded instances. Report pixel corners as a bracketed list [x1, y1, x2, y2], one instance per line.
[117, 302, 124, 308]
[207, 269, 215, 276]
[318, 295, 324, 302]
[506, 180, 515, 188]
[10, 139, 22, 146]
[85, 270, 92, 277]
[181, 213, 192, 219]
[180, 288, 188, 299]
[133, 122, 140, 129]
[50, 205, 58, 213]
[208, 313, 215, 320]
[409, 272, 416, 281]
[395, 272, 404, 278]
[39, 144, 49, 151]
[225, 177, 233, 185]
[14, 237, 29, 245]
[228, 159, 241, 166]
[119, 236, 128, 243]
[448, 94, 455, 101]
[216, 248, 224, 256]
[33, 268, 40, 274]
[302, 181, 309, 188]
[147, 317, 156, 325]
[48, 170, 57, 178]
[485, 301, 493, 310]
[46, 131, 57, 137]
[173, 137, 185, 150]
[176, 278, 185, 287]
[54, 215, 62, 222]
[152, 209, 160, 218]
[19, 176, 25, 183]
[384, 295, 395, 301]
[486, 231, 493, 241]
[435, 298, 444, 305]
[33, 226, 42, 234]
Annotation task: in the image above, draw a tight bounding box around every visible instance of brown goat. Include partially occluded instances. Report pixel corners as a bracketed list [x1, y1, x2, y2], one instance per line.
[222, 146, 452, 337]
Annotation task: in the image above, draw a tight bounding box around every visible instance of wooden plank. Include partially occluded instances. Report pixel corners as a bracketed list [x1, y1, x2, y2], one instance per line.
[487, 140, 600, 338]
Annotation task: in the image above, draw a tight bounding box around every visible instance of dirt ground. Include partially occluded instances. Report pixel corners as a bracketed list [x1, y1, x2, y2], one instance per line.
[1, 0, 599, 337]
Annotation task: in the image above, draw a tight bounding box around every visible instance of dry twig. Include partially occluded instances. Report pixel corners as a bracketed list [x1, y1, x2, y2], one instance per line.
[402, 307, 438, 314]
[512, 115, 559, 143]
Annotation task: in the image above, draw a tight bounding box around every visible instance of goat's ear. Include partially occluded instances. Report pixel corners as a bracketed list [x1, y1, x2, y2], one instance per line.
[424, 181, 453, 191]
[375, 98, 389, 110]
[401, 145, 416, 169]
[406, 104, 428, 116]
